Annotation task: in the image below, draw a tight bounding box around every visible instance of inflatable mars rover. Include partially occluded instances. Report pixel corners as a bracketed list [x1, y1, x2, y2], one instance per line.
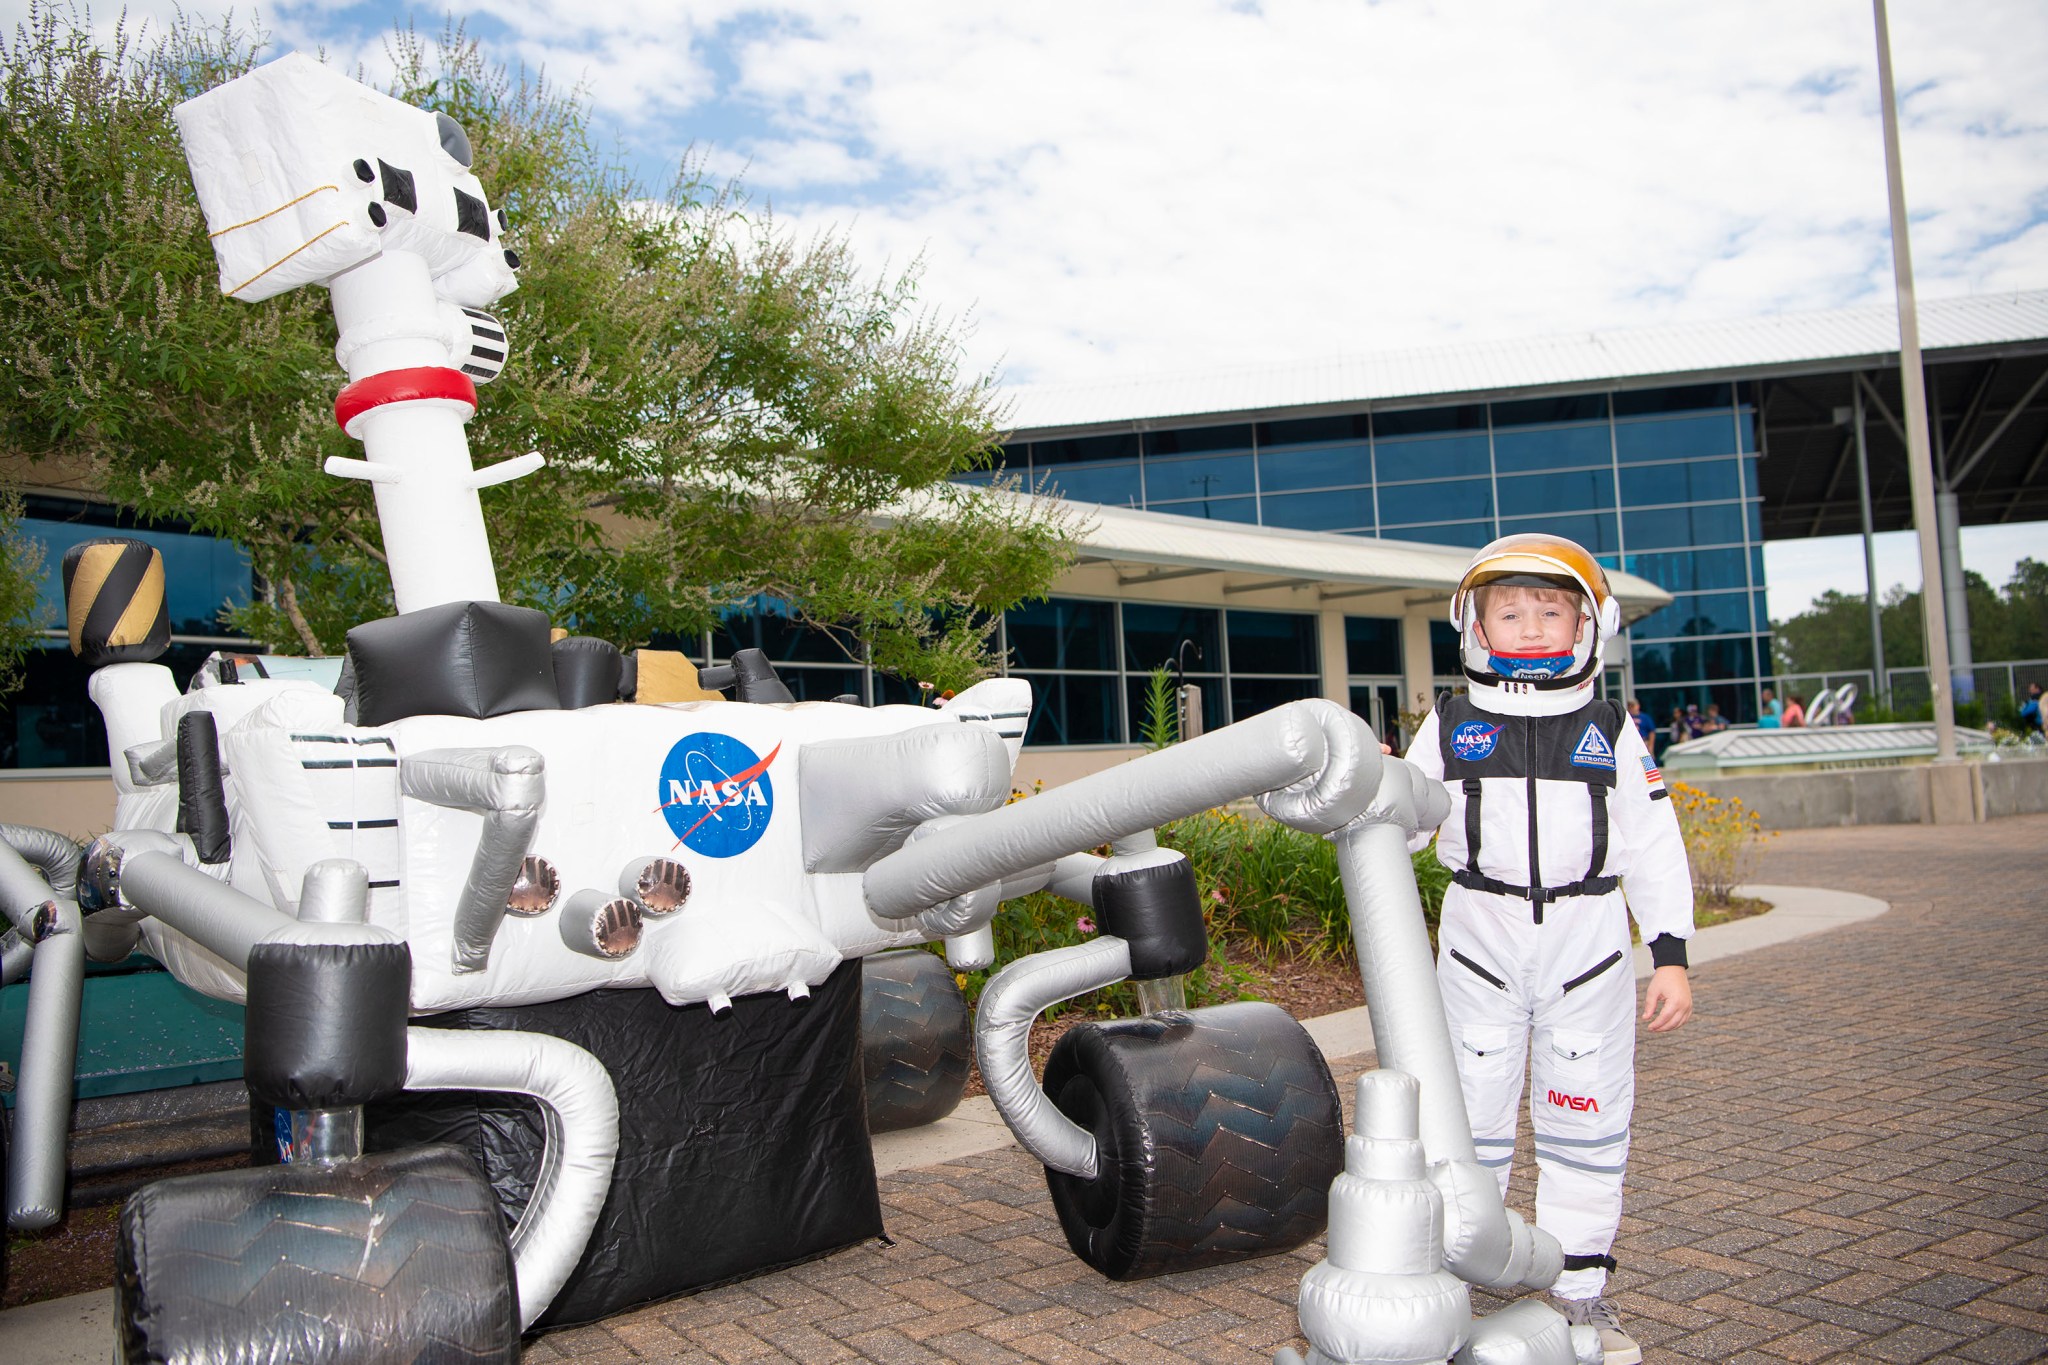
[0, 57, 1599, 1365]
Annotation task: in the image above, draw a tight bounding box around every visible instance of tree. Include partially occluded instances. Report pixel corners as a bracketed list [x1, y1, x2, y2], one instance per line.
[0, 483, 47, 697]
[1771, 566, 2037, 676]
[0, 10, 1073, 691]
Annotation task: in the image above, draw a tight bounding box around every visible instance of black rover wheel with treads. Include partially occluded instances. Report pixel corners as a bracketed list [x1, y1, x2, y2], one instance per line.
[860, 948, 971, 1133]
[116, 1144, 519, 1365]
[1041, 1000, 1344, 1280]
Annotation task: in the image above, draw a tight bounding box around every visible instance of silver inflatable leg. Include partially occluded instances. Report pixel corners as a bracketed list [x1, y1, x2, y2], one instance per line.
[400, 746, 545, 974]
[0, 840, 85, 1230]
[1287, 1071, 1470, 1365]
[973, 936, 1133, 1177]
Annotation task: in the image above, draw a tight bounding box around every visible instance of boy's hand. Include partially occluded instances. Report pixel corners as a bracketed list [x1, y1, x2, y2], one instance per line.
[1641, 965, 1693, 1033]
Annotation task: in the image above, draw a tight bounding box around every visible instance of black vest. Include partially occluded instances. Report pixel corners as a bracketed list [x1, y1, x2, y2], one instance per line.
[1435, 692, 1625, 919]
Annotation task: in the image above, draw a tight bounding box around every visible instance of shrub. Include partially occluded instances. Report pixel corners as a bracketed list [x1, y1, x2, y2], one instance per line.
[1668, 782, 1774, 905]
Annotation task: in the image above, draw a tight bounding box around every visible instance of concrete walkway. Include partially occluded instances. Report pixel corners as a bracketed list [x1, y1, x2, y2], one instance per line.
[7, 819, 2040, 1362]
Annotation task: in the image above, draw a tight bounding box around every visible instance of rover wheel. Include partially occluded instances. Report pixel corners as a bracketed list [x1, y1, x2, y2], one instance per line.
[1042, 1000, 1344, 1280]
[116, 1144, 518, 1364]
[860, 948, 970, 1133]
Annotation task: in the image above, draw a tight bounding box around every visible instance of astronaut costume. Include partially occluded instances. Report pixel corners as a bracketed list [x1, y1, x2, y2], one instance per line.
[1405, 534, 1693, 1307]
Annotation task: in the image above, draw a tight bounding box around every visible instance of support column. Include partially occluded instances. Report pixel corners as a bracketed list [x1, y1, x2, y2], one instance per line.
[1935, 489, 1974, 703]
[1853, 382, 1889, 706]
[1401, 610, 1437, 725]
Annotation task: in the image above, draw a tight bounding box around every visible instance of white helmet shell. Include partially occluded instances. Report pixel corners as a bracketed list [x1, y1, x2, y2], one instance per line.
[1449, 533, 1619, 716]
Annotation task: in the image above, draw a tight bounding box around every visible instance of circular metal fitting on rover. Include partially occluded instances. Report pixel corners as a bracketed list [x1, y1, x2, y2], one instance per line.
[506, 855, 561, 917]
[559, 890, 643, 960]
[620, 857, 691, 916]
[79, 835, 129, 914]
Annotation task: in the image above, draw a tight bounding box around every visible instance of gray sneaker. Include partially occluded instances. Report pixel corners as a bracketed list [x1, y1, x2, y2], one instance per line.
[1554, 1295, 1642, 1365]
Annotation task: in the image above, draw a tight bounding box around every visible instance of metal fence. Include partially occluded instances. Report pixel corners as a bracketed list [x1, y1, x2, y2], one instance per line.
[1768, 659, 2048, 714]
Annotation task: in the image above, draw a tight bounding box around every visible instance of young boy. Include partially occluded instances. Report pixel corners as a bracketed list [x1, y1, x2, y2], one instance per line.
[1405, 533, 1694, 1365]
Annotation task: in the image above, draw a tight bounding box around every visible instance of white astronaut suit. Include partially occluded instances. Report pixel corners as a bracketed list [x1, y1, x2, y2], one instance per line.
[1406, 535, 1694, 1304]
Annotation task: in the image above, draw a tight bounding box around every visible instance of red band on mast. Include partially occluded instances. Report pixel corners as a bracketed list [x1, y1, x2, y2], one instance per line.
[334, 366, 478, 433]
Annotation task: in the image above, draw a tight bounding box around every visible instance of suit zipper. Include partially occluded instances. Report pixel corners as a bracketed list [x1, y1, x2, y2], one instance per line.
[1526, 718, 1543, 925]
[1562, 951, 1625, 993]
[1450, 949, 1509, 990]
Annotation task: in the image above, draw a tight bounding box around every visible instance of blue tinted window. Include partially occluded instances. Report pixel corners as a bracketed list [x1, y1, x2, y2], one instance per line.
[1005, 597, 1116, 670]
[1229, 676, 1319, 722]
[1621, 547, 1751, 594]
[1147, 425, 1253, 455]
[1258, 442, 1369, 492]
[1144, 452, 1256, 501]
[1614, 413, 1739, 463]
[1151, 496, 1258, 524]
[1378, 478, 1490, 525]
[1747, 501, 1762, 540]
[776, 666, 865, 701]
[1612, 383, 1732, 417]
[1492, 425, 1611, 473]
[1493, 394, 1609, 426]
[1629, 637, 1757, 686]
[1495, 468, 1615, 514]
[1258, 414, 1370, 446]
[1123, 603, 1221, 674]
[5, 640, 221, 768]
[1015, 673, 1121, 745]
[1374, 405, 1486, 437]
[1630, 591, 1758, 640]
[1375, 435, 1490, 482]
[1623, 502, 1747, 550]
[1738, 410, 1757, 453]
[1345, 617, 1403, 675]
[1617, 457, 1743, 506]
[1430, 620, 1462, 675]
[1227, 610, 1318, 675]
[1497, 511, 1619, 555]
[1044, 462, 1141, 506]
[950, 469, 998, 487]
[715, 598, 851, 664]
[1262, 486, 1375, 533]
[1032, 433, 1139, 465]
[1383, 521, 1497, 550]
[1740, 455, 1758, 498]
[26, 518, 252, 637]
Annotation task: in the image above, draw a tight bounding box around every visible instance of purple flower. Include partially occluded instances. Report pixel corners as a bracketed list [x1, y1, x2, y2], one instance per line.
[1076, 916, 1096, 934]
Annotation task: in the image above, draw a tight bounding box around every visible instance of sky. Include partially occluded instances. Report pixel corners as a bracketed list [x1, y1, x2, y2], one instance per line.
[20, 0, 2048, 618]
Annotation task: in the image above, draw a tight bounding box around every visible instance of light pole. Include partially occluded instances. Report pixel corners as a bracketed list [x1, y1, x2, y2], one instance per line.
[1871, 0, 1957, 761]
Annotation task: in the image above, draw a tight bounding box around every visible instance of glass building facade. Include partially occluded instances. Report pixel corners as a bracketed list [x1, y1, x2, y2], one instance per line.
[974, 382, 1769, 726]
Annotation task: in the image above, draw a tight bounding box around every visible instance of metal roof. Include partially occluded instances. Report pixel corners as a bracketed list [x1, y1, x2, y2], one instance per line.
[1004, 290, 2048, 436]
[1017, 491, 1672, 620]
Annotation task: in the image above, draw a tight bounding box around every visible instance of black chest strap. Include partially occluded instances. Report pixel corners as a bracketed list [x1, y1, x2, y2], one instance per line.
[1453, 779, 1618, 912]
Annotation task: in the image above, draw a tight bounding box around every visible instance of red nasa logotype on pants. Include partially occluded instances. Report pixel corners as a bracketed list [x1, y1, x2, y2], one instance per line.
[1548, 1088, 1601, 1112]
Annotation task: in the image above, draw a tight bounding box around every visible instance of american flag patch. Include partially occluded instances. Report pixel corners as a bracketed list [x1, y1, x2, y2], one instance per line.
[1642, 754, 1663, 784]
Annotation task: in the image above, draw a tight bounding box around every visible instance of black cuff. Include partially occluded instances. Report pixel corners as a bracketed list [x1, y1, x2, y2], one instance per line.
[1648, 933, 1688, 970]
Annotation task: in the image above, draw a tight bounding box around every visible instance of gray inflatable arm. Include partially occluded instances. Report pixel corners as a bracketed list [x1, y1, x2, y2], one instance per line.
[865, 699, 1378, 918]
[0, 838, 85, 1230]
[1325, 762, 1560, 1291]
[400, 746, 545, 973]
[404, 1027, 619, 1329]
[85, 832, 298, 973]
[973, 935, 1134, 1178]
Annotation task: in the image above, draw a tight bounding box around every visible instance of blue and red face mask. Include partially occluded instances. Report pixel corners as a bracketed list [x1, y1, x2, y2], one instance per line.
[1487, 650, 1576, 680]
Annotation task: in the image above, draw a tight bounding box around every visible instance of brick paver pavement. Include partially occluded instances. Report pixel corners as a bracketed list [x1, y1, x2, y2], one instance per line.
[524, 814, 2048, 1363]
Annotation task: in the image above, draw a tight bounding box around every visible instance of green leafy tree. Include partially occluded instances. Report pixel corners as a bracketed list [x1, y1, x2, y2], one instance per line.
[0, 484, 48, 697]
[1771, 569, 2022, 677]
[0, 10, 1073, 691]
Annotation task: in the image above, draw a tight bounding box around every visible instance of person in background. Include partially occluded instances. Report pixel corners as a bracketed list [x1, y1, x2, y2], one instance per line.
[2020, 682, 2043, 736]
[1757, 687, 1783, 729]
[1782, 693, 1807, 728]
[1683, 703, 1704, 740]
[1701, 703, 1729, 734]
[1627, 698, 1658, 748]
[1665, 707, 1686, 756]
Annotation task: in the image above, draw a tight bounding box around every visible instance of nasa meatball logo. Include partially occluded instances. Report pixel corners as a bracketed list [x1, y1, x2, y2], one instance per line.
[1449, 719, 1503, 761]
[656, 732, 780, 858]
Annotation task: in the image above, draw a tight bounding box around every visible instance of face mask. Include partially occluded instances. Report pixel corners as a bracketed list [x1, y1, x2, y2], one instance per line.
[1487, 650, 1576, 680]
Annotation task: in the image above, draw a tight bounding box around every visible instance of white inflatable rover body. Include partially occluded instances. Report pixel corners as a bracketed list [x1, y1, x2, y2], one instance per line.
[0, 55, 1597, 1365]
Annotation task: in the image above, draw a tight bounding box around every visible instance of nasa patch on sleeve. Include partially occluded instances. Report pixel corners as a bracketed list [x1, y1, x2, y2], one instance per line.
[1570, 722, 1616, 770]
[657, 732, 780, 857]
[1449, 719, 1504, 761]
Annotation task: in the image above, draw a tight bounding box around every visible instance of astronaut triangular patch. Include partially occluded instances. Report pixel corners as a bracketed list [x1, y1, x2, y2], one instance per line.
[1570, 722, 1616, 770]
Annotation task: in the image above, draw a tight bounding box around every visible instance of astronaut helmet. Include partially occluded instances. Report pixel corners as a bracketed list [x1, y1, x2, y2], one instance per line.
[1448, 532, 1621, 715]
